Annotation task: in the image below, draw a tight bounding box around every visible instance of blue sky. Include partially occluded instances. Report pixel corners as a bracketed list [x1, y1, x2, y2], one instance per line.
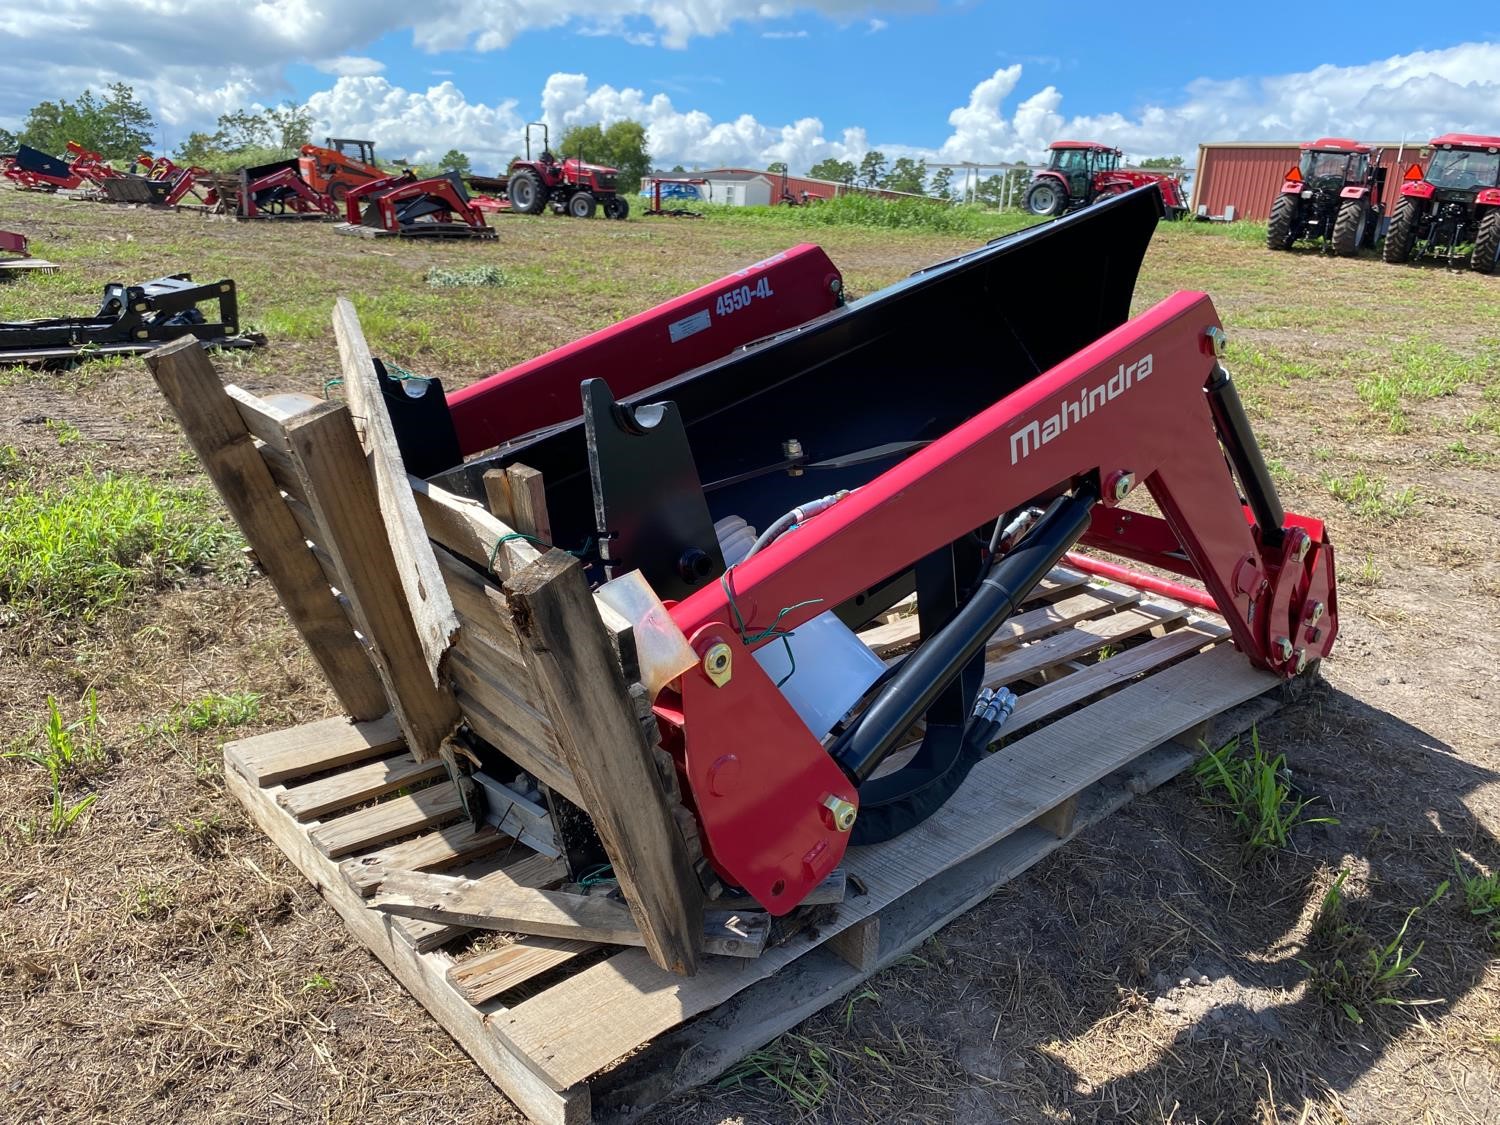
[3, 4, 1497, 172]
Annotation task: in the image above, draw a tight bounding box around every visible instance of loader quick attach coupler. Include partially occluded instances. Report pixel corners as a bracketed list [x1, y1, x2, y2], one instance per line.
[383, 187, 1336, 916]
[0, 275, 263, 364]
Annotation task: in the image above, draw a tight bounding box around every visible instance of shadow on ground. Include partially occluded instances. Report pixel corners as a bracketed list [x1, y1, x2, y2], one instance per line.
[654, 679, 1500, 1124]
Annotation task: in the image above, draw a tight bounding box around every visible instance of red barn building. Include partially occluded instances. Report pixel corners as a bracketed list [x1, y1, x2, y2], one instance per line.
[1191, 141, 1426, 222]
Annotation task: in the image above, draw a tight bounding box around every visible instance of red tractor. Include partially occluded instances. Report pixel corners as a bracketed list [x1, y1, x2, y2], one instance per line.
[1383, 133, 1500, 273]
[505, 123, 630, 220]
[1266, 138, 1386, 256]
[1024, 141, 1188, 219]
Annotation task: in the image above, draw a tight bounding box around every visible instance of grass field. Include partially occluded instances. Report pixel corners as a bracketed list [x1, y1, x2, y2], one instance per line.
[2, 191, 1498, 1125]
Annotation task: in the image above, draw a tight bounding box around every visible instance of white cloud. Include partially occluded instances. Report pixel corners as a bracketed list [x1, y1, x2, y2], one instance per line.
[315, 56, 386, 77]
[762, 30, 809, 39]
[867, 19, 888, 33]
[305, 77, 526, 170]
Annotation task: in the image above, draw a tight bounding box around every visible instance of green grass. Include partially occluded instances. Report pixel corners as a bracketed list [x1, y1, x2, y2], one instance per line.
[1192, 727, 1336, 855]
[1303, 871, 1449, 1024]
[700, 194, 1038, 239]
[0, 471, 239, 619]
[1452, 855, 1500, 947]
[3, 693, 106, 839]
[1357, 337, 1500, 432]
[1321, 471, 1418, 523]
[426, 265, 508, 288]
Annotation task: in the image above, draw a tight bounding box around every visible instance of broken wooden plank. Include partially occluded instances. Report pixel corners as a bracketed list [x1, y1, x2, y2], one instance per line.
[371, 869, 765, 958]
[393, 851, 569, 952]
[341, 820, 512, 896]
[333, 297, 459, 682]
[448, 937, 595, 1005]
[284, 402, 461, 761]
[507, 551, 706, 976]
[145, 340, 386, 720]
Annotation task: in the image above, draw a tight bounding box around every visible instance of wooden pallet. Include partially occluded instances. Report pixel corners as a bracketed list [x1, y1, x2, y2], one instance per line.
[0, 257, 60, 275]
[224, 571, 1290, 1125]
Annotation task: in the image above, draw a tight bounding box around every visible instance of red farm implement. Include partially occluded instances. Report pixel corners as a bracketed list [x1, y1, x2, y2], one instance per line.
[4, 144, 84, 191]
[205, 160, 336, 220]
[1383, 133, 1500, 273]
[149, 188, 1338, 1115]
[364, 187, 1336, 913]
[507, 122, 631, 220]
[0, 228, 57, 275]
[336, 170, 495, 239]
[1267, 138, 1386, 256]
[1025, 141, 1188, 219]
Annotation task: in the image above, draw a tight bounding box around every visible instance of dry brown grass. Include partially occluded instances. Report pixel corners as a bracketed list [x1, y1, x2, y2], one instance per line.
[2, 191, 1498, 1125]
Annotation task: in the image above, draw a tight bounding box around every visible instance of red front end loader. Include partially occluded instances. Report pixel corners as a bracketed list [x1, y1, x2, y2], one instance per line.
[374, 188, 1336, 915]
[1383, 134, 1500, 273]
[1267, 138, 1385, 256]
[339, 170, 495, 238]
[1025, 141, 1189, 219]
[506, 123, 631, 220]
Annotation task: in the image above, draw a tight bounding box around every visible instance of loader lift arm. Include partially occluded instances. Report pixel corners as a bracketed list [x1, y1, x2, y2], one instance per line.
[657, 290, 1336, 912]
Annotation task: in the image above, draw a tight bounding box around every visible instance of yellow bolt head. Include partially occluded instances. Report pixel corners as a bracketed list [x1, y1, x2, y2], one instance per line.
[822, 794, 857, 832]
[703, 642, 733, 687]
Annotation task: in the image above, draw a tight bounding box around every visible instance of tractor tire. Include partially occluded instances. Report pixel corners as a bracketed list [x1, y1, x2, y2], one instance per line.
[1383, 197, 1420, 264]
[1331, 198, 1368, 257]
[1266, 194, 1298, 251]
[604, 195, 629, 221]
[567, 191, 597, 219]
[1471, 209, 1500, 274]
[329, 182, 348, 204]
[508, 169, 546, 215]
[1024, 180, 1067, 217]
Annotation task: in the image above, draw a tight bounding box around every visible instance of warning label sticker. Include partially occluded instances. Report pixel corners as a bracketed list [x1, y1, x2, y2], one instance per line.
[668, 308, 712, 343]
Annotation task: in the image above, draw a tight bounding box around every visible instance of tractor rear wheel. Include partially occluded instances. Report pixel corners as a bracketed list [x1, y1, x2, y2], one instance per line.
[1383, 198, 1420, 263]
[605, 196, 629, 220]
[508, 169, 546, 215]
[1472, 209, 1500, 274]
[567, 191, 597, 219]
[1266, 194, 1298, 250]
[1024, 180, 1067, 217]
[1331, 198, 1368, 257]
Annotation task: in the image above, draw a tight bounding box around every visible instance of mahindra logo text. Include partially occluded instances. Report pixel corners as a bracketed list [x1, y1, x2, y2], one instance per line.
[1009, 354, 1154, 465]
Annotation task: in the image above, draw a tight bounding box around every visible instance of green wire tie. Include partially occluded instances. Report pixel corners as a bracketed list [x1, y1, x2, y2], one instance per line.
[719, 564, 822, 687]
[487, 531, 593, 572]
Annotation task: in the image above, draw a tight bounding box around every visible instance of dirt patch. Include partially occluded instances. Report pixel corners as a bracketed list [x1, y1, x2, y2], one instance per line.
[2, 193, 1498, 1124]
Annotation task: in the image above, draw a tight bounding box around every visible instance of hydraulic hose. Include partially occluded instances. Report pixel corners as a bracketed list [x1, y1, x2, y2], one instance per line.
[744, 491, 851, 559]
[830, 483, 1099, 785]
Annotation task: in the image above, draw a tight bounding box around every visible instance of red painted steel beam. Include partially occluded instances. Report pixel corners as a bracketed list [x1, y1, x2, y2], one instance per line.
[445, 244, 845, 452]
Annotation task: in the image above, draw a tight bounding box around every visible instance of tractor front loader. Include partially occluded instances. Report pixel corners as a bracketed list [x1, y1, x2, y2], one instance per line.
[1267, 138, 1385, 256]
[1383, 134, 1500, 273]
[336, 170, 495, 239]
[367, 188, 1336, 914]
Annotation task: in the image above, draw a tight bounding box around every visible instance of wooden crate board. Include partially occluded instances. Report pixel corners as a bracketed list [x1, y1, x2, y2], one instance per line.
[223, 576, 1294, 1124]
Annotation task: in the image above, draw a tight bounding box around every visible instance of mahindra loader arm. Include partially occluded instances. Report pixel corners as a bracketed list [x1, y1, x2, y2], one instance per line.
[398, 189, 1334, 914]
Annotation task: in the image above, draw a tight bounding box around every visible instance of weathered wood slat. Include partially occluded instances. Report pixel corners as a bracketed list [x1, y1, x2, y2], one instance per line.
[285, 403, 461, 761]
[277, 751, 448, 821]
[145, 340, 386, 719]
[452, 679, 584, 809]
[491, 643, 1278, 1090]
[448, 937, 595, 1005]
[1006, 620, 1227, 734]
[309, 780, 469, 858]
[507, 551, 706, 977]
[982, 601, 1188, 686]
[432, 545, 525, 668]
[253, 436, 310, 506]
[860, 584, 1141, 657]
[412, 475, 542, 580]
[393, 851, 568, 952]
[341, 820, 512, 896]
[221, 766, 586, 1125]
[334, 298, 459, 681]
[372, 869, 767, 958]
[225, 713, 402, 787]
